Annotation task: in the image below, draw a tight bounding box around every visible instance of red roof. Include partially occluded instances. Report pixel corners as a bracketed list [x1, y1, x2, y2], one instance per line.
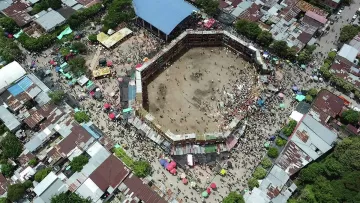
[297, 32, 312, 44]
[238, 3, 262, 22]
[231, 0, 243, 7]
[2, 0, 32, 27]
[90, 155, 129, 191]
[57, 123, 93, 155]
[122, 174, 167, 203]
[0, 174, 9, 195]
[312, 89, 345, 118]
[305, 11, 327, 24]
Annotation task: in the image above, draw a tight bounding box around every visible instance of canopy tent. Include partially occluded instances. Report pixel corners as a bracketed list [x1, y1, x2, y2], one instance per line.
[292, 85, 298, 91]
[296, 94, 306, 102]
[257, 99, 265, 106]
[220, 169, 226, 176]
[170, 168, 177, 174]
[202, 191, 208, 197]
[296, 91, 303, 95]
[169, 161, 176, 168]
[264, 141, 270, 148]
[55, 66, 61, 72]
[167, 164, 174, 171]
[279, 103, 285, 109]
[180, 173, 186, 179]
[107, 61, 113, 67]
[159, 159, 167, 166]
[278, 93, 285, 98]
[290, 111, 304, 122]
[163, 162, 169, 168]
[207, 188, 211, 194]
[104, 103, 111, 109]
[57, 27, 73, 40]
[300, 64, 306, 69]
[190, 181, 196, 188]
[109, 113, 115, 120]
[135, 64, 142, 69]
[210, 183, 216, 189]
[182, 178, 188, 184]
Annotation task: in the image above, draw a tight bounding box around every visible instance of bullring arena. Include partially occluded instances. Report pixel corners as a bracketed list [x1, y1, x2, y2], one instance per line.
[133, 30, 267, 147]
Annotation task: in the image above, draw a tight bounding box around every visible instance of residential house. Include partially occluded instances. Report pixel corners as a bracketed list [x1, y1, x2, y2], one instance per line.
[34, 9, 66, 32]
[33, 172, 68, 203]
[1, 0, 32, 27]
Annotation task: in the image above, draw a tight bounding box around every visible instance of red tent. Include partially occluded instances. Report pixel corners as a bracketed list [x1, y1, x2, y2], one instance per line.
[49, 60, 56, 65]
[135, 64, 142, 69]
[207, 188, 211, 194]
[210, 183, 216, 189]
[109, 113, 115, 120]
[166, 164, 174, 171]
[182, 178, 188, 184]
[104, 103, 111, 109]
[170, 168, 177, 174]
[170, 161, 176, 168]
[107, 61, 113, 67]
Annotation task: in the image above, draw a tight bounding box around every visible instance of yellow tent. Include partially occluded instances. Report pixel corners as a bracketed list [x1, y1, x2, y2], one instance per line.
[220, 169, 226, 176]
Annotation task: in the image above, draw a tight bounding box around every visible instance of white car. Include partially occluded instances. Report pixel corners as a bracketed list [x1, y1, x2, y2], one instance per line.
[353, 15, 358, 19]
[337, 10, 342, 15]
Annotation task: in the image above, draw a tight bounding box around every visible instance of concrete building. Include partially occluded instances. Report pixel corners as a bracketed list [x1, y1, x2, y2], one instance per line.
[34, 9, 66, 32]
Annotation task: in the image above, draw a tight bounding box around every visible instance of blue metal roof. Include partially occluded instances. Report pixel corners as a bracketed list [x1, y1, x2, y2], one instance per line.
[8, 76, 33, 96]
[133, 0, 198, 35]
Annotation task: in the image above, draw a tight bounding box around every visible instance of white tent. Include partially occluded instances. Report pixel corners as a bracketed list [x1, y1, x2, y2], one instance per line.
[290, 111, 304, 122]
[0, 61, 26, 93]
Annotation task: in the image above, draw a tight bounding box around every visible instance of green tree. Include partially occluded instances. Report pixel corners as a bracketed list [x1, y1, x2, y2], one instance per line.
[339, 25, 360, 43]
[247, 177, 259, 190]
[305, 95, 313, 103]
[327, 51, 337, 60]
[48, 90, 65, 104]
[133, 160, 152, 177]
[0, 17, 20, 33]
[0, 197, 10, 203]
[7, 184, 27, 202]
[253, 167, 267, 179]
[69, 155, 89, 172]
[68, 56, 87, 77]
[23, 180, 33, 189]
[299, 162, 324, 183]
[68, 4, 102, 29]
[260, 157, 272, 169]
[34, 168, 51, 182]
[297, 50, 312, 64]
[0, 133, 23, 159]
[271, 40, 289, 58]
[257, 31, 273, 47]
[235, 20, 262, 40]
[51, 192, 91, 203]
[74, 111, 90, 123]
[275, 137, 287, 146]
[28, 158, 38, 167]
[341, 109, 359, 125]
[72, 42, 87, 54]
[102, 0, 135, 30]
[320, 63, 332, 79]
[307, 88, 318, 97]
[196, 0, 219, 16]
[222, 191, 245, 203]
[1, 163, 14, 177]
[267, 147, 279, 158]
[88, 34, 97, 43]
[323, 158, 344, 178]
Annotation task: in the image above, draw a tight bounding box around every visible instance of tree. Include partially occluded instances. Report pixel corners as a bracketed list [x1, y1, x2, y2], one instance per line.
[133, 160, 152, 177]
[7, 184, 26, 202]
[23, 180, 33, 189]
[74, 111, 90, 123]
[68, 56, 87, 77]
[0, 17, 20, 33]
[261, 157, 272, 169]
[271, 41, 289, 58]
[247, 177, 259, 190]
[102, 0, 135, 30]
[72, 42, 87, 54]
[341, 109, 359, 125]
[1, 163, 14, 177]
[48, 90, 65, 104]
[34, 168, 51, 182]
[196, 0, 219, 16]
[323, 158, 344, 178]
[0, 133, 23, 159]
[257, 31, 273, 47]
[297, 51, 312, 64]
[275, 137, 287, 146]
[299, 162, 324, 183]
[339, 25, 360, 43]
[69, 155, 89, 172]
[51, 192, 91, 203]
[307, 88, 318, 97]
[222, 191, 245, 203]
[305, 95, 313, 103]
[235, 20, 262, 40]
[88, 34, 97, 43]
[28, 158, 38, 167]
[287, 47, 298, 60]
[0, 197, 10, 203]
[327, 51, 337, 60]
[253, 167, 267, 179]
[68, 4, 102, 29]
[267, 147, 279, 158]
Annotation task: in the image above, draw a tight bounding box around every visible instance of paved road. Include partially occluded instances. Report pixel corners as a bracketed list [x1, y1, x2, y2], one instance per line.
[315, 2, 360, 57]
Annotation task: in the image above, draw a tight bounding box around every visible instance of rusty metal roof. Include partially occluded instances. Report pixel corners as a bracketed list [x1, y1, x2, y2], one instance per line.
[311, 89, 345, 118]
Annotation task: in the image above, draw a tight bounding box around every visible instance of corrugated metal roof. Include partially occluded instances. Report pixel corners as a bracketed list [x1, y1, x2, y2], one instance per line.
[34, 172, 58, 196]
[133, 0, 198, 35]
[0, 61, 26, 93]
[338, 44, 359, 64]
[0, 106, 21, 131]
[34, 9, 66, 32]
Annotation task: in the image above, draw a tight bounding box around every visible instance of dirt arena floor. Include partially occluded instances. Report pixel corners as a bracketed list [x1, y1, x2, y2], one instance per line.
[146, 47, 253, 135]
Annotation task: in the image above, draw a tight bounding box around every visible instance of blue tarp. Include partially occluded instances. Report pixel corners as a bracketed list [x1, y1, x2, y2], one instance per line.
[55, 66, 61, 72]
[133, 0, 198, 35]
[8, 76, 33, 96]
[128, 84, 136, 101]
[82, 123, 100, 139]
[257, 99, 264, 106]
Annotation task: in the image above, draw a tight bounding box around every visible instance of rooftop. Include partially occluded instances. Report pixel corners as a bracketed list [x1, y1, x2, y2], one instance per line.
[338, 44, 359, 64]
[0, 105, 21, 131]
[0, 61, 26, 93]
[276, 114, 337, 175]
[97, 28, 133, 49]
[311, 89, 345, 118]
[0, 174, 9, 195]
[305, 10, 327, 24]
[34, 9, 66, 32]
[133, 0, 198, 35]
[1, 0, 32, 26]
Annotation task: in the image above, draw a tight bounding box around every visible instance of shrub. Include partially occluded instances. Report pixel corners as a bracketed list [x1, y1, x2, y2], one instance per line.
[34, 168, 51, 182]
[275, 137, 287, 147]
[69, 155, 89, 172]
[253, 167, 267, 179]
[268, 147, 279, 158]
[261, 157, 272, 169]
[28, 158, 37, 167]
[248, 177, 259, 190]
[74, 111, 90, 123]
